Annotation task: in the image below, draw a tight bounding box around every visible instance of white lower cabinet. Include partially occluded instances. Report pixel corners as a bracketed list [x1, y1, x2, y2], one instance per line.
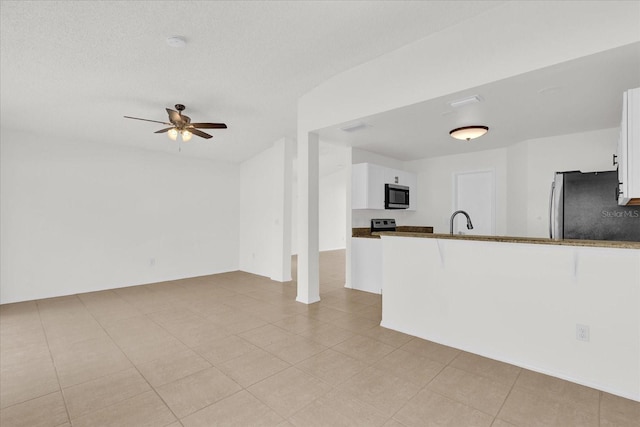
[350, 238, 382, 294]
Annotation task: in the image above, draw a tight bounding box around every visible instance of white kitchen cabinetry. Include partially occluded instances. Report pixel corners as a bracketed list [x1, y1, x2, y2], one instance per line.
[352, 163, 385, 209]
[384, 168, 410, 187]
[350, 237, 382, 294]
[352, 163, 417, 210]
[617, 87, 640, 206]
[405, 172, 417, 211]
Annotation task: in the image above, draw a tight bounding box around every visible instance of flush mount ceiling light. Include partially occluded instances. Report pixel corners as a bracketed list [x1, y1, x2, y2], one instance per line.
[449, 126, 489, 141]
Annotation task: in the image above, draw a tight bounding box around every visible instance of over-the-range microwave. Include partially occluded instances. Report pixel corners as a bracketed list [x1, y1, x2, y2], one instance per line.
[385, 183, 409, 209]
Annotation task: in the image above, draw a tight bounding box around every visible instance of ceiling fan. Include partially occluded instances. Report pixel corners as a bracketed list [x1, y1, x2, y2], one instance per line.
[124, 104, 227, 141]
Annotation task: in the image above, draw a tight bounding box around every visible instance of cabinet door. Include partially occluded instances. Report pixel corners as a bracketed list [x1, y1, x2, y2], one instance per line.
[405, 171, 418, 211]
[351, 163, 368, 209]
[617, 122, 627, 205]
[627, 88, 640, 203]
[618, 87, 640, 206]
[352, 163, 385, 209]
[384, 168, 401, 185]
[351, 238, 383, 294]
[367, 164, 386, 209]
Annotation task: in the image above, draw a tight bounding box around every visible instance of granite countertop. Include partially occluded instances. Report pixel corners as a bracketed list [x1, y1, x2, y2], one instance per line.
[373, 231, 640, 249]
[352, 226, 433, 239]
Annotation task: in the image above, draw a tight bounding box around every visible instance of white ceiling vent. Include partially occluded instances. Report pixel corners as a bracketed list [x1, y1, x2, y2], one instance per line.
[340, 122, 368, 132]
[448, 95, 482, 109]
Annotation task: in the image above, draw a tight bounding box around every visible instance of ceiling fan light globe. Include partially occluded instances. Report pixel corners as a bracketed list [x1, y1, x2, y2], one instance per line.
[181, 130, 192, 142]
[168, 128, 178, 141]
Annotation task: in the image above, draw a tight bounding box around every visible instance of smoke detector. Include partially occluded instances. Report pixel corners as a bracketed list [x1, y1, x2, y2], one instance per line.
[166, 36, 187, 48]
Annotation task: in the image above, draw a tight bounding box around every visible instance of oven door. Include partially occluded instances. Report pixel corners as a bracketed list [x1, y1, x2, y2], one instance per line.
[385, 184, 409, 209]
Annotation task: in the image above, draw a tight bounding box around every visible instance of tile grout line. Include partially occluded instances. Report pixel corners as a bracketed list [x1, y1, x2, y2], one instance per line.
[83, 283, 303, 424]
[491, 366, 523, 426]
[384, 343, 450, 423]
[7, 261, 630, 426]
[152, 281, 301, 422]
[598, 390, 602, 427]
[34, 297, 73, 425]
[200, 280, 354, 423]
[277, 310, 418, 423]
[75, 291, 183, 425]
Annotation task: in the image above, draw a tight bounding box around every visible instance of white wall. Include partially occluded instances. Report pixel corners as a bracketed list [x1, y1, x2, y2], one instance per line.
[239, 138, 292, 281]
[291, 184, 298, 255]
[239, 143, 278, 278]
[352, 148, 404, 169]
[506, 141, 529, 236]
[521, 128, 618, 237]
[319, 169, 347, 251]
[0, 130, 240, 304]
[405, 148, 508, 234]
[401, 128, 617, 236]
[291, 168, 348, 253]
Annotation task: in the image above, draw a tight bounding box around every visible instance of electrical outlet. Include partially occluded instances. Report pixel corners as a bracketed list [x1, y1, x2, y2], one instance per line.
[576, 324, 590, 342]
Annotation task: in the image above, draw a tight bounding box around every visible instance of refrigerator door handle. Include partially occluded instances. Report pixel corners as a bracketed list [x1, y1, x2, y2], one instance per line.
[549, 173, 564, 240]
[549, 181, 555, 239]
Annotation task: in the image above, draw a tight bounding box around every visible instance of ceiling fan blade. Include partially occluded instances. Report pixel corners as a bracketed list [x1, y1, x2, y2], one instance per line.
[154, 127, 174, 134]
[189, 123, 228, 129]
[124, 116, 172, 125]
[189, 128, 213, 139]
[166, 108, 182, 124]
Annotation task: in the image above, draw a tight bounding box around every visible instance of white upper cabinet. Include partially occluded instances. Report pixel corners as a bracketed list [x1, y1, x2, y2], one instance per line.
[352, 163, 385, 210]
[352, 163, 417, 210]
[617, 87, 640, 206]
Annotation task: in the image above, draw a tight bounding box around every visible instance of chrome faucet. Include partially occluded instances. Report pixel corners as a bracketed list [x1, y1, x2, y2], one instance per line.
[450, 210, 474, 235]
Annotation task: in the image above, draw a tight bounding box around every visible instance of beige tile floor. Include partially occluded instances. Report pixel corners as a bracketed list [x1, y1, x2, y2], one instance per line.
[1, 249, 639, 426]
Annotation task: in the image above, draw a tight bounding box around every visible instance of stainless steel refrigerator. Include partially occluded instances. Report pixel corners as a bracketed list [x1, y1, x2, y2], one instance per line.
[550, 170, 640, 241]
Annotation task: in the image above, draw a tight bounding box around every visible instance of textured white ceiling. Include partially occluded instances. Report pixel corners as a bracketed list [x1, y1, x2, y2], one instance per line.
[0, 0, 505, 163]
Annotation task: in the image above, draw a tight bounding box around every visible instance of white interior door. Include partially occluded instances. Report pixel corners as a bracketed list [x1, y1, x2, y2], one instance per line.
[454, 170, 495, 235]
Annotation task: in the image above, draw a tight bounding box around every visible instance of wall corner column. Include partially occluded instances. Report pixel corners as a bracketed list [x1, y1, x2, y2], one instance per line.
[296, 131, 320, 304]
[271, 137, 293, 282]
[345, 148, 353, 289]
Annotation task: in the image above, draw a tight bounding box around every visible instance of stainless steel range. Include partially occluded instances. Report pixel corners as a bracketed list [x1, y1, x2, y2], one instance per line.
[371, 218, 396, 232]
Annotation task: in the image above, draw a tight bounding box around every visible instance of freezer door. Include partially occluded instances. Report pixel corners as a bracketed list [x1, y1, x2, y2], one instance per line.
[563, 171, 640, 241]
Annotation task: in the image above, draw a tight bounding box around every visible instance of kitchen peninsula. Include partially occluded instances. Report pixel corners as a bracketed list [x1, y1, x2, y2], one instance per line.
[378, 232, 640, 401]
[350, 226, 433, 294]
